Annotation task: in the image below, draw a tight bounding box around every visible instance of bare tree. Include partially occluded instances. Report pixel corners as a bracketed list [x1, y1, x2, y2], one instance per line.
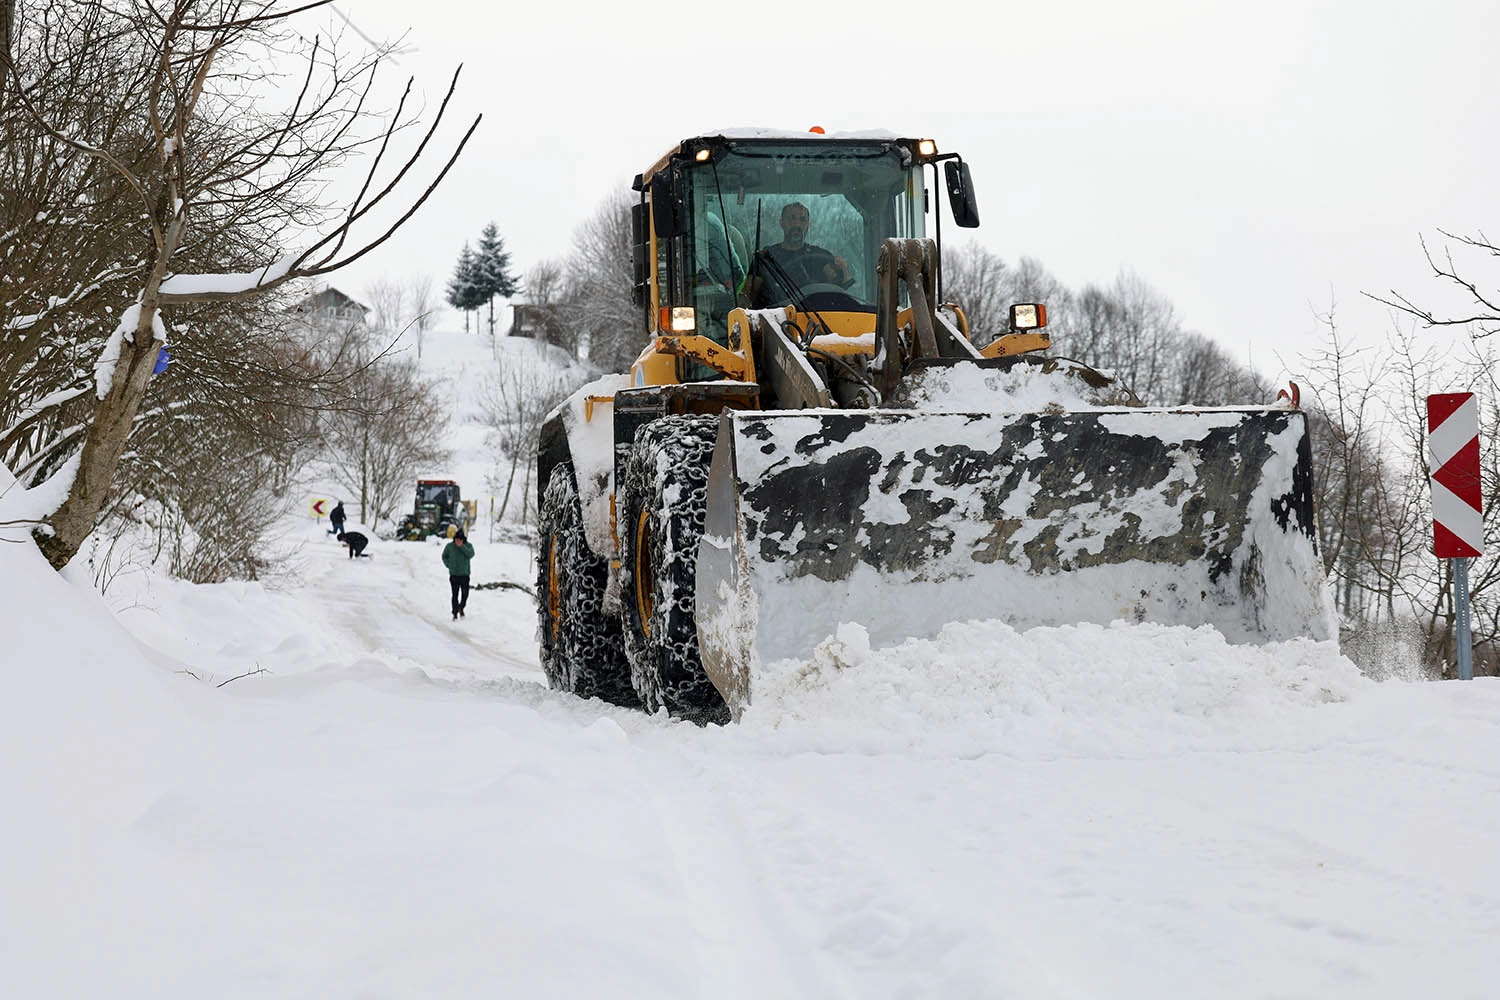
[2, 2, 150, 485]
[526, 259, 565, 306]
[940, 245, 1264, 405]
[1292, 304, 1500, 677]
[1008, 256, 1073, 307]
[1368, 229, 1500, 339]
[322, 349, 449, 529]
[939, 242, 1012, 345]
[1295, 315, 1423, 623]
[1359, 229, 1500, 674]
[1100, 272, 1182, 401]
[408, 272, 434, 359]
[363, 276, 406, 336]
[1049, 270, 1265, 405]
[1163, 331, 1270, 406]
[1386, 326, 1500, 676]
[478, 345, 586, 525]
[40, 288, 352, 589]
[0, 0, 13, 104]
[135, 443, 287, 584]
[522, 258, 576, 355]
[559, 189, 641, 373]
[363, 271, 437, 359]
[4, 0, 479, 571]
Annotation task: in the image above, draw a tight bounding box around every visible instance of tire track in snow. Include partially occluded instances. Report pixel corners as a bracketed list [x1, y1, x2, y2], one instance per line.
[311, 533, 540, 681]
[620, 737, 852, 998]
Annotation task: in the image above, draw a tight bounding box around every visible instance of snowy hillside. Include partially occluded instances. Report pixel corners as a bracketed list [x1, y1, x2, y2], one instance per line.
[373, 325, 597, 535]
[3, 327, 1500, 998]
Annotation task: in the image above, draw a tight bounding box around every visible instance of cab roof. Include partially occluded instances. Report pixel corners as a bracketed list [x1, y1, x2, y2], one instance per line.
[640, 129, 920, 185]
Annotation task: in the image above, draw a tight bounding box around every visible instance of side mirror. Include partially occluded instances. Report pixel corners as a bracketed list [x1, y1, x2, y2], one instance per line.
[650, 174, 683, 239]
[944, 160, 980, 228]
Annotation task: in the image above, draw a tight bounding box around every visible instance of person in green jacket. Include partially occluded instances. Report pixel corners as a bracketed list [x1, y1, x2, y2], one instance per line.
[441, 529, 475, 620]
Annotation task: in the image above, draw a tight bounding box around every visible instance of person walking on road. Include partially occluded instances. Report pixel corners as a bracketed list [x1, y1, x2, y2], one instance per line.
[442, 529, 475, 620]
[328, 500, 346, 536]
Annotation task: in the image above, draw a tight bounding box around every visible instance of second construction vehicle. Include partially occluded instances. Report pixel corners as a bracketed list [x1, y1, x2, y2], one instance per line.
[394, 478, 473, 541]
[536, 129, 1333, 723]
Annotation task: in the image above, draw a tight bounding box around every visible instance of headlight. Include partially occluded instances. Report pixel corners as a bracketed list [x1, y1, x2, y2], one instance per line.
[1010, 303, 1048, 331]
[659, 306, 696, 333]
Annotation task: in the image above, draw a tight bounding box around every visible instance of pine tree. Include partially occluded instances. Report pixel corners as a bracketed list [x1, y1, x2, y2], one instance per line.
[474, 222, 519, 337]
[445, 243, 484, 333]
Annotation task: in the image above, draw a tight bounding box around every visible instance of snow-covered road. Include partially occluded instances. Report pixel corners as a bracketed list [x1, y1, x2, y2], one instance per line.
[306, 530, 541, 679]
[7, 325, 1500, 998]
[9, 516, 1488, 998]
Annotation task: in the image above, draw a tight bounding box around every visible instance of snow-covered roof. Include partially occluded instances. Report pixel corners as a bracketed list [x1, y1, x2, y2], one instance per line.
[641, 128, 920, 183]
[293, 287, 370, 315]
[703, 127, 903, 141]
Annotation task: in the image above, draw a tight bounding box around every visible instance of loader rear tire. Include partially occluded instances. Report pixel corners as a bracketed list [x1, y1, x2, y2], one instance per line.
[537, 466, 638, 708]
[619, 415, 729, 725]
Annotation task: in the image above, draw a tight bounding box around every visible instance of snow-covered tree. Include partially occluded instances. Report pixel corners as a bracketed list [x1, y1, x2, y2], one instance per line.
[474, 221, 519, 337]
[2, 0, 480, 572]
[445, 243, 485, 333]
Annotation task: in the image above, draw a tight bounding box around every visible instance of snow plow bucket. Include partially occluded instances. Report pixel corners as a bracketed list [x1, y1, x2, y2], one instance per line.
[694, 407, 1334, 718]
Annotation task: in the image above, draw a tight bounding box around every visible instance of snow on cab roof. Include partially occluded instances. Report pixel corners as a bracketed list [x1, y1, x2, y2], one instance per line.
[702, 127, 903, 141]
[641, 128, 914, 182]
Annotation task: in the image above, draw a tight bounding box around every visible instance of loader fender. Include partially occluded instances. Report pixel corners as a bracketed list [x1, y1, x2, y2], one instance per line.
[537, 374, 633, 561]
[695, 406, 1336, 718]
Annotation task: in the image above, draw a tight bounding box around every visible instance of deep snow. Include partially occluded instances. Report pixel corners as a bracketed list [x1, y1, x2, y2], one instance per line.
[3, 327, 1499, 999]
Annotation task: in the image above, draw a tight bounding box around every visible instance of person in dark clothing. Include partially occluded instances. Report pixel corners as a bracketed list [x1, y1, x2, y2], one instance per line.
[328, 500, 346, 536]
[745, 201, 852, 305]
[338, 530, 368, 558]
[442, 529, 475, 620]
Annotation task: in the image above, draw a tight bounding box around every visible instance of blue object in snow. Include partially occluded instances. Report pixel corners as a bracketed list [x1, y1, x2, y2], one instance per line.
[152, 347, 170, 375]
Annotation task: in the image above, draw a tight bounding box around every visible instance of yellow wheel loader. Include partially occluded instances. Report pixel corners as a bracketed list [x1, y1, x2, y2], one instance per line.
[536, 129, 1333, 723]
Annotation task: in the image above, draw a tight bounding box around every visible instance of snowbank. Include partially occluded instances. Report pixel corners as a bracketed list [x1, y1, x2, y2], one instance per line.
[742, 619, 1367, 758]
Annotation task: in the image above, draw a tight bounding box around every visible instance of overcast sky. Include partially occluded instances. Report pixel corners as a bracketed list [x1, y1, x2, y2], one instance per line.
[324, 0, 1498, 381]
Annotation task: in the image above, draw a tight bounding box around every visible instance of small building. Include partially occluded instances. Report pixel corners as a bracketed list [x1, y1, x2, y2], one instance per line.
[509, 303, 552, 339]
[294, 286, 370, 324]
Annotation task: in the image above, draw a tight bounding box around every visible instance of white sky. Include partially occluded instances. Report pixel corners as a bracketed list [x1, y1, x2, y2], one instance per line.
[322, 0, 1499, 381]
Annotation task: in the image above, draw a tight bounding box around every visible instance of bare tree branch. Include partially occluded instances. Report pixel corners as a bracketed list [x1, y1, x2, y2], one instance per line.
[1366, 231, 1500, 338]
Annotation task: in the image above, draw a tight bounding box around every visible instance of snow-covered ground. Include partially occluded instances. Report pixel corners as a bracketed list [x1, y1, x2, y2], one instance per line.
[4, 328, 1500, 998]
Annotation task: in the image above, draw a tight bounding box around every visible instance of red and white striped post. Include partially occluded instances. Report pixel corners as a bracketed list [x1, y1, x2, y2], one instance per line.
[1428, 393, 1483, 679]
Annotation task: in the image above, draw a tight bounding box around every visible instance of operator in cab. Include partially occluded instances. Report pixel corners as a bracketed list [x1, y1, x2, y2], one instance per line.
[743, 202, 852, 306]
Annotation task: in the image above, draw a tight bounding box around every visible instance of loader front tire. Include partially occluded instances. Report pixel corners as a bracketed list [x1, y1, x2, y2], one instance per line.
[620, 415, 729, 725]
[537, 465, 637, 708]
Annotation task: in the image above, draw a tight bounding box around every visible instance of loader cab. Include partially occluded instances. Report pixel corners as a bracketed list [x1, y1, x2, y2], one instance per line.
[634, 133, 977, 381]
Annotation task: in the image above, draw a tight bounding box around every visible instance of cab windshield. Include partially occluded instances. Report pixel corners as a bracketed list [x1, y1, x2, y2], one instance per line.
[678, 140, 925, 337]
[417, 483, 457, 506]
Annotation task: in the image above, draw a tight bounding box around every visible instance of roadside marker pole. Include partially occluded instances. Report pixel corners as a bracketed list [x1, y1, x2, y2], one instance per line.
[1428, 393, 1483, 679]
[1455, 557, 1474, 680]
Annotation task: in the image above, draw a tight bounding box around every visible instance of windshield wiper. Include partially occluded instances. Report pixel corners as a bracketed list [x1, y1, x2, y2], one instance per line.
[748, 249, 835, 351]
